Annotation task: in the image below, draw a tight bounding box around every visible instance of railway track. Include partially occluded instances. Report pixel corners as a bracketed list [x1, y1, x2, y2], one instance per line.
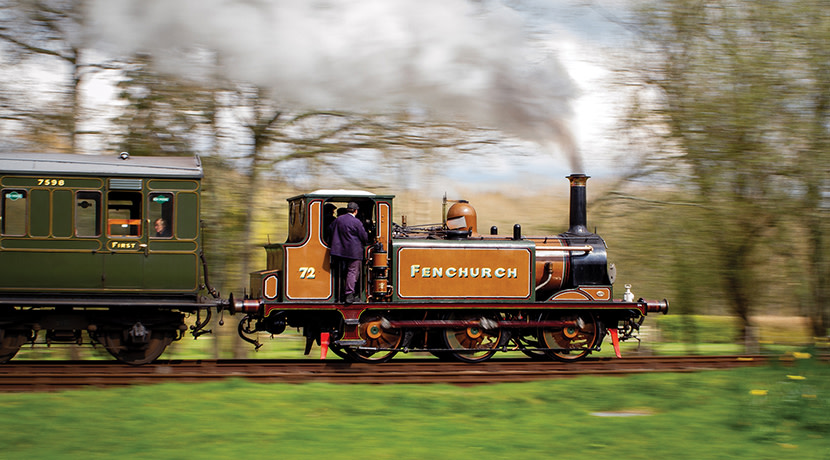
[0, 355, 773, 392]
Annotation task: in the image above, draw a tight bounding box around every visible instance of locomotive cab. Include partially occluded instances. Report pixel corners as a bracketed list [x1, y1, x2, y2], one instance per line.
[251, 190, 394, 303]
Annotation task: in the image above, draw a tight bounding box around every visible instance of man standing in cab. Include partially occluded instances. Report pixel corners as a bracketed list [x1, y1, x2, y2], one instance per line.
[329, 201, 368, 304]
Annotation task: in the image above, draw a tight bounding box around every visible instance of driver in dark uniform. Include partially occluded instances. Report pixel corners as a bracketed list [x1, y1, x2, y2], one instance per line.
[328, 202, 368, 303]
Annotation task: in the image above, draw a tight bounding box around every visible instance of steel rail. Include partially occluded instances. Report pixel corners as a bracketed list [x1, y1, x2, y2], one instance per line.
[0, 355, 775, 392]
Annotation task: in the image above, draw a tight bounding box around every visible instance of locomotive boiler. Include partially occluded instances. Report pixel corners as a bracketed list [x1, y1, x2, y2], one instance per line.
[229, 174, 668, 363]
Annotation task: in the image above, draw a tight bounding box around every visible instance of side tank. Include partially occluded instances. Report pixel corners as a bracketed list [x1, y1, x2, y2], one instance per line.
[390, 174, 612, 303]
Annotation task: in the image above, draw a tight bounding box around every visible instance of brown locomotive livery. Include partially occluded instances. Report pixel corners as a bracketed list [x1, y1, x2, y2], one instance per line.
[228, 174, 668, 363]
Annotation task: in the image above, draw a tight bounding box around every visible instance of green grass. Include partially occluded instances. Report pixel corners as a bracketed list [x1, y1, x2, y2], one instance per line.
[0, 356, 827, 459]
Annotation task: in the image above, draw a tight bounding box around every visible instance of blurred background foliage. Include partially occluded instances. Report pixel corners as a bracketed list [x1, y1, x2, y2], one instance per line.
[0, 0, 827, 357]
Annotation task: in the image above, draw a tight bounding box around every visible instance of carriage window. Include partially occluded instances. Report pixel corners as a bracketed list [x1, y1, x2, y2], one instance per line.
[149, 192, 174, 238]
[76, 191, 101, 237]
[107, 191, 142, 237]
[1, 189, 27, 236]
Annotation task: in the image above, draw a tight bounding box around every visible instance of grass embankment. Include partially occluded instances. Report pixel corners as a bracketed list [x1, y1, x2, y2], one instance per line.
[0, 354, 827, 459]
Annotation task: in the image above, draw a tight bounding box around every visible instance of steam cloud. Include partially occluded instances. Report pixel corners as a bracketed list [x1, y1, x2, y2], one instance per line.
[86, 0, 582, 171]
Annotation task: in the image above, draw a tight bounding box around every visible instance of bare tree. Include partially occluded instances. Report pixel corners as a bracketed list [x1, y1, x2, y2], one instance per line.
[625, 1, 821, 341]
[113, 54, 218, 157]
[777, 4, 830, 338]
[0, 0, 116, 152]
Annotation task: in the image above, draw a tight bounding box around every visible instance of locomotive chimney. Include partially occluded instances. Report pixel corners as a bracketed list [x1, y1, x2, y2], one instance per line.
[566, 174, 591, 236]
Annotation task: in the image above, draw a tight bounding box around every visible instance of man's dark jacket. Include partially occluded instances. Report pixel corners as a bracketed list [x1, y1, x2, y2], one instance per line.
[329, 213, 368, 260]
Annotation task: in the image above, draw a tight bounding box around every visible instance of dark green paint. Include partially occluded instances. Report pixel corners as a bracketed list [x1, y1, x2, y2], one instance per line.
[176, 192, 199, 240]
[0, 167, 202, 296]
[0, 177, 103, 188]
[52, 189, 73, 237]
[29, 189, 50, 237]
[148, 179, 199, 191]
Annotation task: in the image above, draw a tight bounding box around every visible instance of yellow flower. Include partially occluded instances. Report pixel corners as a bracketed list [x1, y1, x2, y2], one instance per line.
[750, 389, 768, 396]
[802, 394, 817, 399]
[792, 352, 812, 359]
[787, 375, 806, 380]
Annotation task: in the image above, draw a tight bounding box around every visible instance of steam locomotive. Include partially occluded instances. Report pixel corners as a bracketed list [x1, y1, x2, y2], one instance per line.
[0, 152, 667, 365]
[227, 169, 668, 363]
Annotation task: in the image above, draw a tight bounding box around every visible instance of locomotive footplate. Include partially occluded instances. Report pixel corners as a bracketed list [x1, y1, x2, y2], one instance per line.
[229, 298, 666, 362]
[384, 318, 584, 329]
[252, 299, 664, 344]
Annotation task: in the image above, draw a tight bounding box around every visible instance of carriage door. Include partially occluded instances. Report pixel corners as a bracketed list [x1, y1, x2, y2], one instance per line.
[146, 184, 201, 291]
[103, 182, 146, 289]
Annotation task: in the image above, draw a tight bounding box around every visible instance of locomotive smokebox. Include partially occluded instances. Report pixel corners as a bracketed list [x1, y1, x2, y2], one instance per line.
[566, 174, 591, 236]
[560, 173, 611, 287]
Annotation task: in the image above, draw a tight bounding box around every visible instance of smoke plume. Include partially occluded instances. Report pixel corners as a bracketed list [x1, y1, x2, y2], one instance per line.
[86, 0, 582, 171]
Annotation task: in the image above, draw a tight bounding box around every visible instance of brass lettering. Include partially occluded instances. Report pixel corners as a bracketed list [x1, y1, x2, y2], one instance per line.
[410, 264, 519, 280]
[110, 241, 138, 250]
[37, 178, 66, 186]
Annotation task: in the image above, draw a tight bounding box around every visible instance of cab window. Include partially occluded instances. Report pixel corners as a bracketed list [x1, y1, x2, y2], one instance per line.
[287, 200, 306, 243]
[149, 192, 174, 238]
[1, 189, 27, 236]
[107, 191, 142, 237]
[76, 191, 101, 237]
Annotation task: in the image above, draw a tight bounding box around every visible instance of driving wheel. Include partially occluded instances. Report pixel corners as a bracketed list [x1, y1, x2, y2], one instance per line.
[344, 316, 402, 364]
[539, 312, 597, 362]
[442, 313, 501, 363]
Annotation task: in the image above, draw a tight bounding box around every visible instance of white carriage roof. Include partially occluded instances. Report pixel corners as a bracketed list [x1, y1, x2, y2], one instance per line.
[0, 152, 203, 178]
[287, 189, 395, 201]
[308, 189, 376, 197]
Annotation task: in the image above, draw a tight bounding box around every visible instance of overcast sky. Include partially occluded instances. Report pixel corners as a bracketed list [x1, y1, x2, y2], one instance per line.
[80, 0, 638, 190]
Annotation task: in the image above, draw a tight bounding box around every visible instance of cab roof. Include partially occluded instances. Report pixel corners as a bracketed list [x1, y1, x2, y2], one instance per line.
[288, 189, 395, 201]
[0, 152, 203, 179]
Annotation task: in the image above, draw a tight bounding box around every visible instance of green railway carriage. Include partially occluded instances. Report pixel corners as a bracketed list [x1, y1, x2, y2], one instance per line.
[0, 152, 212, 364]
